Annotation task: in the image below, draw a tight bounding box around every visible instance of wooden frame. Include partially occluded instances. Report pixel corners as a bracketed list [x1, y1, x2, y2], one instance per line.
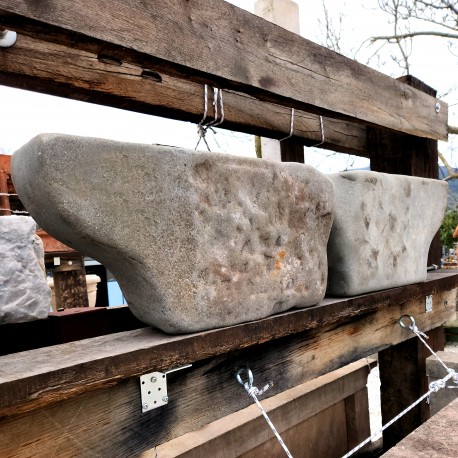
[0, 1, 456, 456]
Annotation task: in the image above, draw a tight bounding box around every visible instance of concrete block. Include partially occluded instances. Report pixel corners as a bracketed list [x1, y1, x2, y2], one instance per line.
[12, 134, 334, 333]
[327, 171, 447, 296]
[0, 215, 51, 324]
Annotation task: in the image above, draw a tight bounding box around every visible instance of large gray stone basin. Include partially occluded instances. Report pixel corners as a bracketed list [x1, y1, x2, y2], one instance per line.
[327, 171, 447, 296]
[12, 134, 334, 333]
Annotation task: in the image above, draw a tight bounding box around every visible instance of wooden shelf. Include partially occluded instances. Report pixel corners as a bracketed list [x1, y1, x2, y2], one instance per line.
[1, 271, 457, 420]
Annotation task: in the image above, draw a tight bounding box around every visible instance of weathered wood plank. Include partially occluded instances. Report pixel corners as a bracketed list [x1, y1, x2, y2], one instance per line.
[0, 0, 448, 140]
[154, 359, 374, 458]
[0, 273, 456, 419]
[0, 285, 454, 456]
[0, 32, 366, 155]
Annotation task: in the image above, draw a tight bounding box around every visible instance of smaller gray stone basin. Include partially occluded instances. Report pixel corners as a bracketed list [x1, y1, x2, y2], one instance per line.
[326, 171, 447, 296]
[12, 134, 335, 333]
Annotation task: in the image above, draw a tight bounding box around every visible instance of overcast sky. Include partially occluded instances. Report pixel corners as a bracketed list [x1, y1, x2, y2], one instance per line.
[1, 0, 456, 172]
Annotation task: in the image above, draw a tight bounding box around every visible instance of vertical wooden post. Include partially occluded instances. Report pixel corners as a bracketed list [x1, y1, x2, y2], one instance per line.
[53, 256, 89, 309]
[368, 76, 445, 450]
[0, 155, 11, 215]
[255, 0, 303, 163]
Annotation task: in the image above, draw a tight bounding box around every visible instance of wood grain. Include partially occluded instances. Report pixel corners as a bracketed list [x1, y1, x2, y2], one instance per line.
[154, 360, 374, 458]
[0, 0, 448, 140]
[0, 286, 454, 456]
[0, 272, 456, 419]
[0, 32, 366, 155]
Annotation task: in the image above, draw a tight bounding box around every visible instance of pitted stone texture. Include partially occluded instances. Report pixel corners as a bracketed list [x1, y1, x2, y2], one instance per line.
[0, 216, 51, 324]
[327, 171, 447, 296]
[12, 134, 334, 333]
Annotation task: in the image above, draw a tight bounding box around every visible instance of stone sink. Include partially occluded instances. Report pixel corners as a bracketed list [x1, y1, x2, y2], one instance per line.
[326, 171, 447, 297]
[12, 134, 334, 333]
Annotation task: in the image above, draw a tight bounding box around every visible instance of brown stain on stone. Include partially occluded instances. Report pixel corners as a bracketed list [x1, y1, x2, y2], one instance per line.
[274, 250, 286, 271]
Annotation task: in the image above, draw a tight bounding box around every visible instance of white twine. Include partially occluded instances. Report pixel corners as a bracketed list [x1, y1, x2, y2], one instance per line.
[0, 208, 29, 214]
[0, 192, 18, 197]
[237, 368, 293, 458]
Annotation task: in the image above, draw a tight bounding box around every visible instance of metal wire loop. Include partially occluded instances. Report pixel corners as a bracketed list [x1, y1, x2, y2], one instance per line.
[236, 367, 254, 389]
[309, 115, 325, 148]
[195, 85, 224, 151]
[279, 108, 295, 142]
[398, 314, 415, 329]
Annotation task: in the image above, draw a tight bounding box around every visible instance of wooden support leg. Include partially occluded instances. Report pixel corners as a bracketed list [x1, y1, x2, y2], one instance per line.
[53, 256, 89, 309]
[379, 326, 445, 451]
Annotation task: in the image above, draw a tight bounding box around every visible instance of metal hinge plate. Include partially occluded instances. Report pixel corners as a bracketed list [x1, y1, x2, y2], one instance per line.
[425, 294, 433, 313]
[140, 364, 192, 413]
[140, 372, 168, 413]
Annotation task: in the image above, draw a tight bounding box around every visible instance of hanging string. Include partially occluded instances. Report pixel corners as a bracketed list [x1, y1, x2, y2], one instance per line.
[236, 367, 293, 458]
[342, 315, 458, 458]
[195, 85, 224, 151]
[0, 208, 29, 214]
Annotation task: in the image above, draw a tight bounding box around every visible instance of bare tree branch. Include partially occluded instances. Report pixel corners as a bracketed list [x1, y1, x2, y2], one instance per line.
[449, 125, 458, 135]
[438, 151, 458, 181]
[372, 31, 458, 41]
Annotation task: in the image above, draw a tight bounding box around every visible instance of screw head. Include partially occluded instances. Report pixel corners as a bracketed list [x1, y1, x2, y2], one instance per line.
[151, 376, 157, 383]
[162, 396, 169, 403]
[142, 403, 149, 410]
[435, 102, 441, 113]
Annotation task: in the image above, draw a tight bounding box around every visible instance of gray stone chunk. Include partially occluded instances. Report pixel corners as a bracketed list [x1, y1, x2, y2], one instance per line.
[0, 216, 51, 324]
[327, 171, 447, 296]
[12, 134, 335, 333]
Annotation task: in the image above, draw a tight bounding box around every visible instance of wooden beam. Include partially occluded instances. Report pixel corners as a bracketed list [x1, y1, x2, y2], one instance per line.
[0, 282, 453, 455]
[0, 0, 448, 140]
[154, 360, 374, 458]
[0, 272, 456, 419]
[0, 32, 366, 155]
[51, 256, 89, 309]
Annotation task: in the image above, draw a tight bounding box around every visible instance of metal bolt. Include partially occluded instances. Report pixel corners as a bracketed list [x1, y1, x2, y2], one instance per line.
[142, 403, 149, 410]
[435, 102, 441, 113]
[0, 30, 17, 48]
[162, 396, 169, 403]
[151, 376, 157, 383]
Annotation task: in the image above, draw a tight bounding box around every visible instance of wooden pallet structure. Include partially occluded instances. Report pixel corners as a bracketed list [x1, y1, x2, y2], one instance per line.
[0, 1, 457, 456]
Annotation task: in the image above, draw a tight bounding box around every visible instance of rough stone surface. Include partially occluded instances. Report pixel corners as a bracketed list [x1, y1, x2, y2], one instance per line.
[0, 216, 51, 324]
[12, 134, 334, 333]
[327, 171, 447, 296]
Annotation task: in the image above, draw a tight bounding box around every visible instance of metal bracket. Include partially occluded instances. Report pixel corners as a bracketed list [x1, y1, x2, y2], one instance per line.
[140, 364, 192, 413]
[425, 294, 433, 313]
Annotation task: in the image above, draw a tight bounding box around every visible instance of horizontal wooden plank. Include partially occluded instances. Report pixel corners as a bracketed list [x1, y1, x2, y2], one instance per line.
[0, 32, 367, 155]
[0, 272, 457, 419]
[0, 285, 454, 456]
[0, 0, 448, 140]
[153, 359, 374, 458]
